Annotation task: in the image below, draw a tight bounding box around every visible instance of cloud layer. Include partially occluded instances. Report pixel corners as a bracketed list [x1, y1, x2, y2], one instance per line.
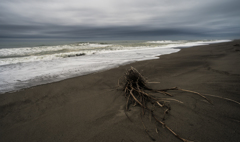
[0, 0, 239, 40]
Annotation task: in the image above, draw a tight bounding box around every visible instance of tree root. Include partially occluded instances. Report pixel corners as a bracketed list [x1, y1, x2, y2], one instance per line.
[119, 67, 213, 142]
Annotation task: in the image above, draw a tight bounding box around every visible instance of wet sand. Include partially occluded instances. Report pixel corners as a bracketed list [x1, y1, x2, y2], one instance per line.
[1, 40, 240, 142]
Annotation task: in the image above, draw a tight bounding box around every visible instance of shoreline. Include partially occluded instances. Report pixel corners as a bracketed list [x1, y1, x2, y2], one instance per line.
[1, 40, 240, 142]
[0, 40, 231, 94]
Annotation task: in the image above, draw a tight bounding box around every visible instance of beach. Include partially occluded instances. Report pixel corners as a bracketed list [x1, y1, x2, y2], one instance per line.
[0, 40, 240, 141]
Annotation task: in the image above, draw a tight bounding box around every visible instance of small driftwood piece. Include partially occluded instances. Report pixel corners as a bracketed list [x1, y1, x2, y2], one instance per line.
[119, 67, 213, 142]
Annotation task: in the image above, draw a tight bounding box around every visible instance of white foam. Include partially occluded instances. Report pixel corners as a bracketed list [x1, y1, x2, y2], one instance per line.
[0, 47, 179, 93]
[146, 40, 183, 44]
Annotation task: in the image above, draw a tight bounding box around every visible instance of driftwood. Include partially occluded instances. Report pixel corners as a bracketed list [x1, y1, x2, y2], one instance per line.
[118, 67, 214, 142]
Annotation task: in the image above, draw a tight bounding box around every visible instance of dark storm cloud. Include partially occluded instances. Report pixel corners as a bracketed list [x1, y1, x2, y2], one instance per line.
[0, 24, 209, 39]
[0, 0, 239, 40]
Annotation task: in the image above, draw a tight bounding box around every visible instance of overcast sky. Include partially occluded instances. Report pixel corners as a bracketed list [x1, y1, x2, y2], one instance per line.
[0, 0, 239, 40]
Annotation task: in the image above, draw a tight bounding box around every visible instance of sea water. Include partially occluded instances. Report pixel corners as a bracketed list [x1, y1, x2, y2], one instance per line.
[0, 39, 231, 94]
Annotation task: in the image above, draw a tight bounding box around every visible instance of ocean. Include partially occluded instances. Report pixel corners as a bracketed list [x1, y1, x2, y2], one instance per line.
[0, 39, 231, 94]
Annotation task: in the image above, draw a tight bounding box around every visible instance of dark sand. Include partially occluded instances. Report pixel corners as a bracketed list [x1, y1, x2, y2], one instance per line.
[1, 40, 240, 142]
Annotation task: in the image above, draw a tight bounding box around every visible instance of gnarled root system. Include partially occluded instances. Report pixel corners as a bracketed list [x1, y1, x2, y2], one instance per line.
[118, 67, 213, 142]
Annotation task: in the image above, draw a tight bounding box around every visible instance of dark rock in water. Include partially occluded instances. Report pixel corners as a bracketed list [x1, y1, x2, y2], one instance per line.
[67, 53, 86, 58]
[68, 55, 75, 57]
[76, 53, 86, 56]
